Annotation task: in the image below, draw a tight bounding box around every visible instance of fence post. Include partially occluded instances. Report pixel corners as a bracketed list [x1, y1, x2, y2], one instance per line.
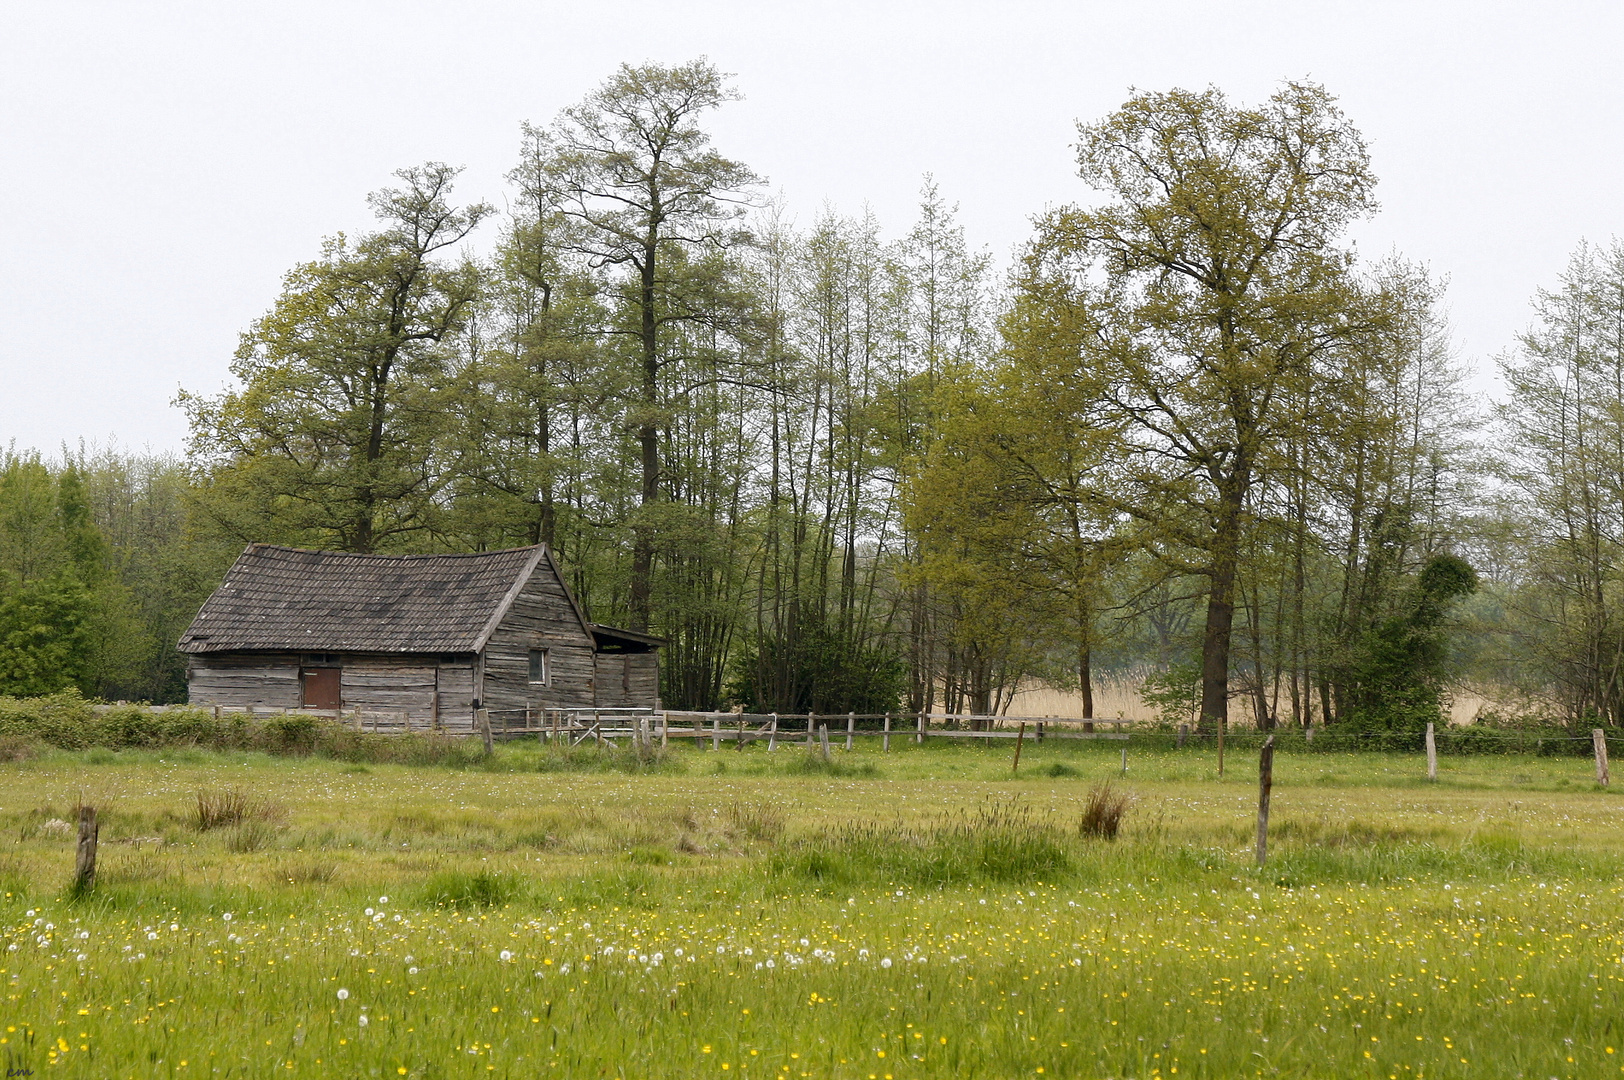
[712, 716, 721, 752]
[1121, 743, 1128, 774]
[1426, 722, 1438, 782]
[818, 723, 831, 762]
[1217, 722, 1225, 778]
[477, 709, 494, 756]
[806, 712, 815, 748]
[767, 713, 778, 751]
[1595, 728, 1610, 786]
[1305, 722, 1314, 746]
[661, 711, 669, 749]
[353, 707, 363, 733]
[1013, 721, 1026, 775]
[916, 710, 925, 745]
[882, 712, 891, 752]
[74, 805, 98, 893]
[1177, 723, 1188, 749]
[846, 712, 855, 752]
[1255, 732, 1275, 866]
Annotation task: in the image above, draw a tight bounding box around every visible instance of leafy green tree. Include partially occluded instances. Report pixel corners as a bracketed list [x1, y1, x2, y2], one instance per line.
[523, 59, 761, 630]
[1027, 82, 1390, 732]
[181, 164, 489, 553]
[0, 569, 95, 696]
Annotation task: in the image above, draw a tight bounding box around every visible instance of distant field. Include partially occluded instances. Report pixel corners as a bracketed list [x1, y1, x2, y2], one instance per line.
[1008, 679, 1509, 726]
[3, 739, 1622, 1078]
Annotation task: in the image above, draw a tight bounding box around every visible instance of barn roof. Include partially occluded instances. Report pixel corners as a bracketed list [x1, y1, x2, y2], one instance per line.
[178, 543, 558, 654]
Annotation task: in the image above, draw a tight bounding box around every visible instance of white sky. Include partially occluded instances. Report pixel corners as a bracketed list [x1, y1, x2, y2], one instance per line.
[3, 0, 1621, 456]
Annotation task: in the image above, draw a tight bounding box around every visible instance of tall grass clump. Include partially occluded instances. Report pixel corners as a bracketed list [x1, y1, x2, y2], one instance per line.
[1079, 782, 1131, 839]
[194, 787, 284, 831]
[775, 803, 1069, 886]
[421, 868, 518, 908]
[529, 741, 684, 774]
[782, 746, 880, 777]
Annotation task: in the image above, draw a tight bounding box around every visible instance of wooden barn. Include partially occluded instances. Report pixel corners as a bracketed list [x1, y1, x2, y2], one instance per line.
[177, 544, 661, 731]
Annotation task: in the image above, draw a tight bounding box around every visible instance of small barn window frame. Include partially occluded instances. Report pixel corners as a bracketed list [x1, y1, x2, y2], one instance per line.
[528, 648, 551, 686]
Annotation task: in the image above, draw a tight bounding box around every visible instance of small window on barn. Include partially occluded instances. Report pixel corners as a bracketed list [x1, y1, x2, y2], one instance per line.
[528, 648, 550, 686]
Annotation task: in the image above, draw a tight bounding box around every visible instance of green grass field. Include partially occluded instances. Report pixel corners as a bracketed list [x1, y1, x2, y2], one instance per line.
[3, 737, 1622, 1078]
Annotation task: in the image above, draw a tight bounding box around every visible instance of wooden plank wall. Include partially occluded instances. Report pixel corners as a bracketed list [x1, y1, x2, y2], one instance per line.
[187, 652, 478, 730]
[187, 655, 302, 711]
[481, 562, 598, 713]
[593, 652, 659, 709]
[435, 664, 477, 732]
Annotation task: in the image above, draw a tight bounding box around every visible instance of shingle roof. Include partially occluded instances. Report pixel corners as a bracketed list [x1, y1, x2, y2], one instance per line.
[178, 544, 548, 654]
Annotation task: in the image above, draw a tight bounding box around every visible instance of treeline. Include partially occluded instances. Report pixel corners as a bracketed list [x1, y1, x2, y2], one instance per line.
[4, 62, 1620, 732]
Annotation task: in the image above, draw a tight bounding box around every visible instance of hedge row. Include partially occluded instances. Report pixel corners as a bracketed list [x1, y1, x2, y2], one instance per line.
[0, 691, 485, 765]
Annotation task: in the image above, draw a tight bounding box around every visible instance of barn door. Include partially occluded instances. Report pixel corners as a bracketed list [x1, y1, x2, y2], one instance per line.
[301, 667, 342, 710]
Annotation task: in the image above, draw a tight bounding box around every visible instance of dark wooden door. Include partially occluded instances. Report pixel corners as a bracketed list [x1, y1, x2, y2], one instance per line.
[301, 668, 341, 710]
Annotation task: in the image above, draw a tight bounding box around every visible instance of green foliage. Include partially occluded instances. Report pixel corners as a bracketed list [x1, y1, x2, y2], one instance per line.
[1337, 552, 1479, 736]
[1138, 660, 1201, 730]
[0, 570, 95, 695]
[727, 621, 906, 715]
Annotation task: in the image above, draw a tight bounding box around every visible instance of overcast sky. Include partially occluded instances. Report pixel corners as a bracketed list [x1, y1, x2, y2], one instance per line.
[2, 1, 1620, 457]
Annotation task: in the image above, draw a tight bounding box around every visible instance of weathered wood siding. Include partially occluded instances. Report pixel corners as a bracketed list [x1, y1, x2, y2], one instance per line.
[435, 663, 477, 732]
[480, 561, 598, 714]
[592, 652, 659, 709]
[188, 652, 478, 730]
[187, 654, 301, 711]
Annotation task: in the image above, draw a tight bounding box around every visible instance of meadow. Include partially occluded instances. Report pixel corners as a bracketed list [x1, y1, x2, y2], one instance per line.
[2, 733, 1622, 1079]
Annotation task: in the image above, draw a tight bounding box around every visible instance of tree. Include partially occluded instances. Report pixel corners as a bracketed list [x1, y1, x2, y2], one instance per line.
[181, 164, 489, 553]
[1028, 82, 1387, 732]
[1498, 241, 1624, 722]
[524, 59, 761, 631]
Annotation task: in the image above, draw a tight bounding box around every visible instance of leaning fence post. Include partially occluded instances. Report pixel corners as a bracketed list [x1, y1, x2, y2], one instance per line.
[1013, 721, 1026, 775]
[1426, 721, 1438, 781]
[1595, 728, 1610, 786]
[818, 723, 831, 762]
[846, 711, 855, 752]
[882, 712, 892, 753]
[478, 709, 494, 756]
[74, 804, 98, 893]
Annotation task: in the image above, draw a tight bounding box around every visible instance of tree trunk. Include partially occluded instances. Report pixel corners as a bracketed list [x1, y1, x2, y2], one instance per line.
[1199, 486, 1244, 733]
[629, 248, 660, 632]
